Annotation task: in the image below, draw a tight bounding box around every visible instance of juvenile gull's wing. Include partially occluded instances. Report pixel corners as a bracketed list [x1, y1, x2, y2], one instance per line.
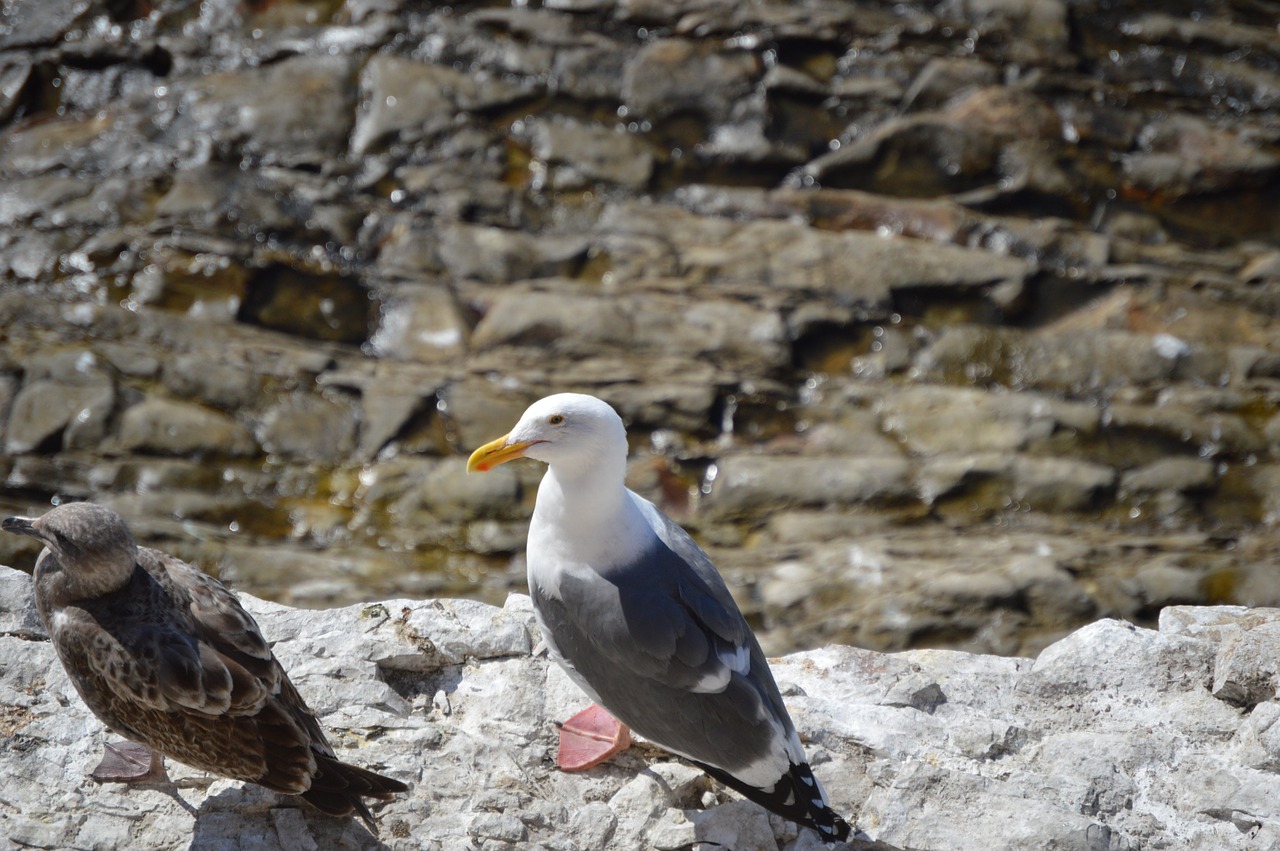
[148, 553, 282, 716]
[153, 551, 408, 823]
[48, 551, 318, 789]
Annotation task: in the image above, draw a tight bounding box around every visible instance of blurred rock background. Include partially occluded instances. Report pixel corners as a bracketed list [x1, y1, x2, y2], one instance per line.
[1, 0, 1277, 658]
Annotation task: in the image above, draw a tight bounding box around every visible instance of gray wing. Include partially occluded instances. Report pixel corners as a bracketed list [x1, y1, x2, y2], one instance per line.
[532, 495, 799, 782]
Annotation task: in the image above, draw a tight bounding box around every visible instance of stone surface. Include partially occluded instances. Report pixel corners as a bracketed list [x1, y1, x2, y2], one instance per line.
[116, 399, 258, 458]
[352, 55, 526, 155]
[528, 117, 654, 189]
[255, 392, 358, 464]
[173, 55, 360, 166]
[4, 378, 115, 454]
[4, 566, 1280, 850]
[707, 455, 914, 516]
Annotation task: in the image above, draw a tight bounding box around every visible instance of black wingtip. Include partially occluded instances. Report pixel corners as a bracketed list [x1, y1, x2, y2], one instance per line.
[790, 759, 852, 844]
[694, 758, 853, 844]
[816, 805, 853, 844]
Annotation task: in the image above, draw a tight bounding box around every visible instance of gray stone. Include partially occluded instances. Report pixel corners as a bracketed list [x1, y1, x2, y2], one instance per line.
[916, 327, 1189, 392]
[117, 398, 257, 458]
[368, 284, 471, 362]
[1011, 456, 1116, 512]
[4, 378, 115, 454]
[551, 45, 629, 101]
[1106, 404, 1265, 458]
[435, 225, 588, 284]
[0, 0, 89, 49]
[948, 0, 1069, 48]
[529, 117, 654, 189]
[471, 289, 630, 351]
[0, 373, 15, 446]
[1213, 625, 1280, 709]
[1123, 115, 1280, 195]
[622, 39, 761, 124]
[1267, 414, 1280, 455]
[861, 762, 1129, 850]
[707, 455, 913, 515]
[468, 811, 528, 843]
[0, 109, 139, 176]
[474, 288, 788, 372]
[352, 382, 439, 460]
[0, 566, 42, 637]
[391, 458, 522, 524]
[352, 55, 525, 155]
[915, 452, 1012, 505]
[255, 392, 358, 464]
[162, 354, 263, 410]
[0, 174, 94, 227]
[1121, 457, 1217, 494]
[439, 378, 539, 460]
[901, 57, 1001, 109]
[94, 343, 161, 379]
[800, 406, 903, 457]
[175, 55, 359, 166]
[598, 204, 1031, 308]
[1129, 561, 1203, 612]
[879, 385, 1099, 456]
[0, 63, 29, 124]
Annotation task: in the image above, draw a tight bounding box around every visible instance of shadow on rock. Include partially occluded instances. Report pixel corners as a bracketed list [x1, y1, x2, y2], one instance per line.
[191, 784, 391, 850]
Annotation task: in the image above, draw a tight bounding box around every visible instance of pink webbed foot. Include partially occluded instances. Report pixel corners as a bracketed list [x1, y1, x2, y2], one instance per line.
[91, 741, 170, 784]
[556, 704, 632, 771]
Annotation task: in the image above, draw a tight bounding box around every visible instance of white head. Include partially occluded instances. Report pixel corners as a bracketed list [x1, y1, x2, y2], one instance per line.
[467, 393, 629, 479]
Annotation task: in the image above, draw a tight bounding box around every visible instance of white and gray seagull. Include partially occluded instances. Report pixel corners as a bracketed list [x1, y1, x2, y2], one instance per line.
[468, 392, 851, 844]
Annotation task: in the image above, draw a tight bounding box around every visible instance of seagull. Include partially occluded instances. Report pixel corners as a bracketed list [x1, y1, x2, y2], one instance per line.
[2, 502, 407, 832]
[467, 392, 851, 844]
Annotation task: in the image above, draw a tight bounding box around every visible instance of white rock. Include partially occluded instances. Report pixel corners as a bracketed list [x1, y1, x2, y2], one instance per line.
[7, 565, 1280, 850]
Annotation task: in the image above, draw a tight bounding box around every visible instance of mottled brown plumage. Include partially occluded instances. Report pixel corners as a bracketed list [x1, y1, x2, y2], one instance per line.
[2, 502, 407, 832]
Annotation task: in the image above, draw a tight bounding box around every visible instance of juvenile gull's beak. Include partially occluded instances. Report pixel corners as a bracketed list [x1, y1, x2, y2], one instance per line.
[467, 435, 540, 473]
[1, 516, 38, 538]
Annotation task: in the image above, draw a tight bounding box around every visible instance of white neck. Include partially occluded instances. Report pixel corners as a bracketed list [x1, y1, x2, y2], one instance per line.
[529, 456, 652, 573]
[535, 458, 626, 531]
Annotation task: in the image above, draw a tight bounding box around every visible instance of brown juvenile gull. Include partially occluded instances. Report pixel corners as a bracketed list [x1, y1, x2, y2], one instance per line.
[1, 502, 407, 832]
[467, 392, 852, 844]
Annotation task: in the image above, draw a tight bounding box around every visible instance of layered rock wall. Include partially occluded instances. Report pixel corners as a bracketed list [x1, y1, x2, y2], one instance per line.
[2, 0, 1279, 657]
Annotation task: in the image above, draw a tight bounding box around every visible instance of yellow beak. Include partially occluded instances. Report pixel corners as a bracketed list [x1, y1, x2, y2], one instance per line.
[466, 434, 539, 473]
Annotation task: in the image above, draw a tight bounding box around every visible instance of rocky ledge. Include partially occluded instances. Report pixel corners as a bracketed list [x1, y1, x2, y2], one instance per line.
[2, 563, 1279, 851]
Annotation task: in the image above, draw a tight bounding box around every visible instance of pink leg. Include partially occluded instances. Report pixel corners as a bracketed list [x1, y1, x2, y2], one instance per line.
[556, 704, 632, 771]
[91, 741, 171, 784]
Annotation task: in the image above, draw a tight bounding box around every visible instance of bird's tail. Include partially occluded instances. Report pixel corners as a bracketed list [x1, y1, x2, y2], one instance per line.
[696, 759, 852, 844]
[301, 754, 409, 834]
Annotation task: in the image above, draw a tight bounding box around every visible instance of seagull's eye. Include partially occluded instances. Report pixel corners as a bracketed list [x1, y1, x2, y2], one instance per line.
[548, 414, 565, 426]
